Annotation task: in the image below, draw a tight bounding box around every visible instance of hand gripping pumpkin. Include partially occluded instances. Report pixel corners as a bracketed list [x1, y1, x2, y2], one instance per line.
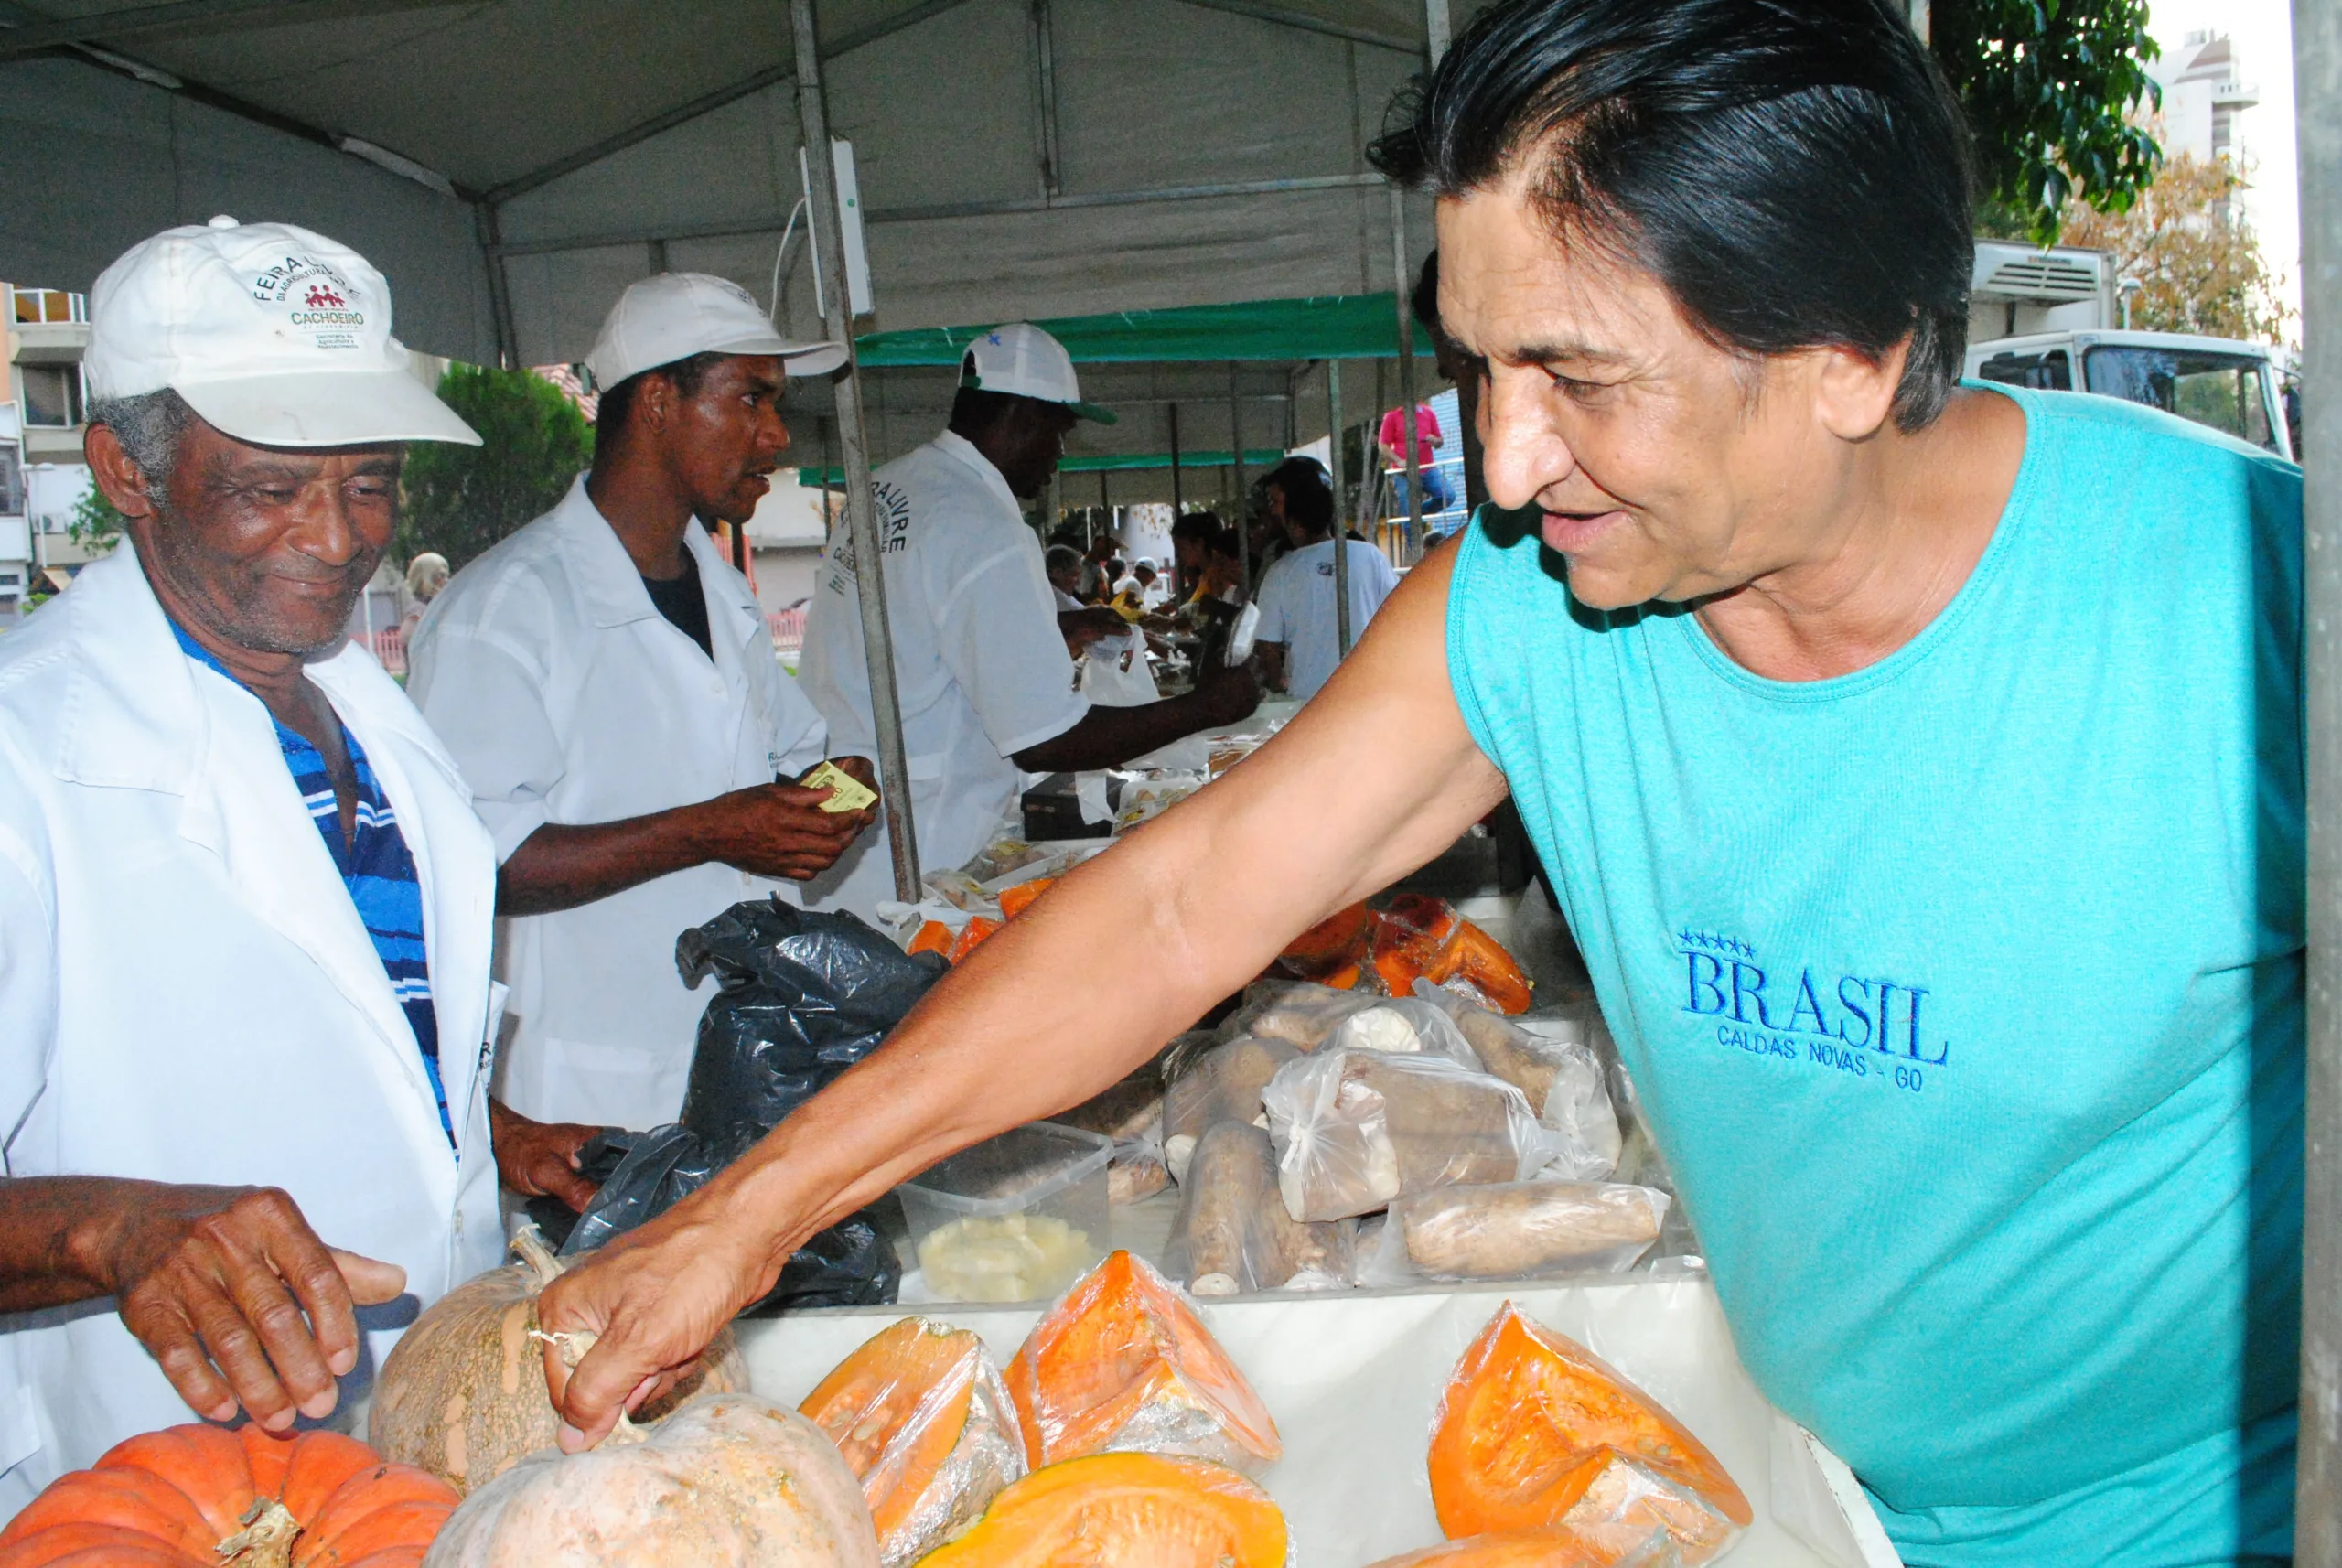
[1428, 1304, 1748, 1563]
[1004, 1251, 1280, 1475]
[800, 1318, 1025, 1567]
[0, 1423, 457, 1568]
[421, 1392, 879, 1568]
[369, 1228, 747, 1495]
[912, 1453, 1286, 1568]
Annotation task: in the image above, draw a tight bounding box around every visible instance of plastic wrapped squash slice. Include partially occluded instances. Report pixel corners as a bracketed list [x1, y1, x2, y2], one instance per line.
[1004, 1251, 1282, 1475]
[1429, 1303, 1749, 1564]
[799, 1317, 1025, 1567]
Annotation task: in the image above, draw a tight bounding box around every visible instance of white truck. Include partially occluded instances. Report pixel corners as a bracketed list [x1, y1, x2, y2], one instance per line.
[1962, 240, 2295, 461]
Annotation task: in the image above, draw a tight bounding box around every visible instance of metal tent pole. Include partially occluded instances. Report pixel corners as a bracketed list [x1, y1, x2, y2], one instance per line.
[1389, 183, 1424, 564]
[791, 0, 919, 902]
[2299, 0, 2342, 1555]
[1328, 358, 1352, 658]
[1228, 361, 1249, 534]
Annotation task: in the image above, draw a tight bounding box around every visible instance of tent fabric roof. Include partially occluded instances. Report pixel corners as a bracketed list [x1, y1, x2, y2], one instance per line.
[857, 293, 1436, 367]
[1, 0, 1475, 456]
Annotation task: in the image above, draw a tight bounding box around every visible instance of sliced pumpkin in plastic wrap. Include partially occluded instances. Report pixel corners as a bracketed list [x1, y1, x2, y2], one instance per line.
[1004, 1250, 1282, 1474]
[947, 917, 1002, 964]
[800, 1317, 1025, 1567]
[1367, 1529, 1682, 1567]
[915, 1452, 1288, 1568]
[1429, 1303, 1747, 1563]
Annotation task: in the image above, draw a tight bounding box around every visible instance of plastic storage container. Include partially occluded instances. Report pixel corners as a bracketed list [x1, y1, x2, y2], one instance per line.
[899, 1122, 1114, 1303]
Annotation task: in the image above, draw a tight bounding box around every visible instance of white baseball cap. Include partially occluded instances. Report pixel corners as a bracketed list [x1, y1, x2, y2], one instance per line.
[586, 272, 846, 390]
[961, 322, 1116, 424]
[84, 216, 480, 448]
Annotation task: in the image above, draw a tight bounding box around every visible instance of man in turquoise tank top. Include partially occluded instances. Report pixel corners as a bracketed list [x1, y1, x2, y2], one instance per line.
[529, 3, 2304, 1562]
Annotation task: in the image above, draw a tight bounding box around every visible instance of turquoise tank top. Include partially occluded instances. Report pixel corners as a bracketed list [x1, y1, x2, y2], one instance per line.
[1445, 385, 2303, 1566]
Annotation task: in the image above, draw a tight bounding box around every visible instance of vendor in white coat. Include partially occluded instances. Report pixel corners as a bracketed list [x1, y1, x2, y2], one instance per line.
[0, 219, 591, 1507]
[798, 324, 1259, 922]
[409, 274, 876, 1132]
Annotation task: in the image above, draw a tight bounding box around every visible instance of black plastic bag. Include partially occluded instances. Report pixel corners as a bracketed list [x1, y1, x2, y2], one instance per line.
[675, 897, 948, 1155]
[558, 1125, 900, 1311]
[550, 898, 942, 1311]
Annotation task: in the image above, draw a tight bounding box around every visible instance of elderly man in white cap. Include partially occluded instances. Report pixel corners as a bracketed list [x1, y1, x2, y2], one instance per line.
[408, 274, 876, 1134]
[799, 323, 1259, 923]
[0, 217, 579, 1502]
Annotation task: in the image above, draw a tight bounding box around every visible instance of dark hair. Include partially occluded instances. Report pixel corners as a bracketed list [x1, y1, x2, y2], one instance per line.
[1171, 509, 1223, 543]
[1209, 526, 1244, 562]
[1411, 251, 1442, 336]
[1264, 456, 1335, 538]
[596, 350, 728, 439]
[1370, 0, 1972, 431]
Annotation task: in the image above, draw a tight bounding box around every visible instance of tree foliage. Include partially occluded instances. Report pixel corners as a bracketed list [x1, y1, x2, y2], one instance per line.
[396, 363, 593, 573]
[1932, 0, 2163, 241]
[2056, 150, 2293, 343]
[68, 482, 124, 553]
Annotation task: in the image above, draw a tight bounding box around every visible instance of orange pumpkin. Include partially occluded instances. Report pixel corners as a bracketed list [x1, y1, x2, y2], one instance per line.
[1366, 1529, 1663, 1567]
[948, 918, 1003, 964]
[1004, 1251, 1280, 1475]
[369, 1229, 747, 1496]
[1427, 923, 1536, 1015]
[912, 1453, 1285, 1568]
[1277, 901, 1373, 980]
[997, 877, 1057, 920]
[0, 1423, 456, 1568]
[800, 1317, 1024, 1567]
[1428, 1304, 1747, 1563]
[907, 920, 955, 959]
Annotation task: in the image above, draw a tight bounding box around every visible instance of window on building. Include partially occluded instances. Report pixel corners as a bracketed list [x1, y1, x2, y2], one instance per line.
[18, 365, 83, 430]
[0, 444, 21, 517]
[10, 288, 85, 325]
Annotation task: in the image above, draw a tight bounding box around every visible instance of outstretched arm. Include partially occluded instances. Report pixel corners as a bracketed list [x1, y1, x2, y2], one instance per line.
[538, 545, 1507, 1447]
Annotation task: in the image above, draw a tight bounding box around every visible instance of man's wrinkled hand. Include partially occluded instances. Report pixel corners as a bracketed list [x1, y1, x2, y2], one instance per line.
[489, 1099, 604, 1213]
[1057, 607, 1123, 651]
[97, 1185, 404, 1432]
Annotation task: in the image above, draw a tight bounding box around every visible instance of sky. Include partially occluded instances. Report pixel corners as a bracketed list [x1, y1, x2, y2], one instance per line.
[2143, 0, 2301, 329]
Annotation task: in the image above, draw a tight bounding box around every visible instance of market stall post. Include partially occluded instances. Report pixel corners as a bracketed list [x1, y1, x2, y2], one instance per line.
[1389, 183, 1424, 565]
[2299, 0, 2342, 1552]
[1327, 358, 1353, 658]
[790, 0, 921, 902]
[1228, 361, 1248, 533]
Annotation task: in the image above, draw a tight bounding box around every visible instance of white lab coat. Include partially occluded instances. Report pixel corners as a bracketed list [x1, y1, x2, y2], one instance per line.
[408, 477, 830, 1129]
[798, 433, 1090, 922]
[0, 546, 503, 1513]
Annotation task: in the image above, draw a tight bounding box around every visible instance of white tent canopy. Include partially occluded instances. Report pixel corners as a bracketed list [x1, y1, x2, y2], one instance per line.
[0, 0, 1478, 382]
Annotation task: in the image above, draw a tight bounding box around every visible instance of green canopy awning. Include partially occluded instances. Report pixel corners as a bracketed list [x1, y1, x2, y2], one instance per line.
[852, 294, 1434, 368]
[798, 447, 1287, 486]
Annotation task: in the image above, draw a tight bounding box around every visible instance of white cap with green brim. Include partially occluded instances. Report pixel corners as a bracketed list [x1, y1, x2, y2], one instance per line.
[82, 216, 481, 448]
[960, 321, 1117, 424]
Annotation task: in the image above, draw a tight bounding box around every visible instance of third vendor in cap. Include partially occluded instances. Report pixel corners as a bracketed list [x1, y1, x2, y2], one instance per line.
[800, 323, 1258, 921]
[409, 274, 878, 1130]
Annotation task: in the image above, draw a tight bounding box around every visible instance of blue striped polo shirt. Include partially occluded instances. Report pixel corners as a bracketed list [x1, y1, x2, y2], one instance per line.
[172, 621, 455, 1147]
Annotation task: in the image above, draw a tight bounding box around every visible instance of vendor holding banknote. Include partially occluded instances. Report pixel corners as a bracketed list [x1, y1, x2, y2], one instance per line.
[409, 273, 878, 1133]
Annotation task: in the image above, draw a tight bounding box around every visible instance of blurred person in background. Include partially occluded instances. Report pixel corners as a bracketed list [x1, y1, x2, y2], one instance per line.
[1252, 456, 1399, 701]
[400, 551, 449, 642]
